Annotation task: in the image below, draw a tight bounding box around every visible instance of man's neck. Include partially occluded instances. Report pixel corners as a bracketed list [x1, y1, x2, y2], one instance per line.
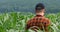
[36, 13, 44, 16]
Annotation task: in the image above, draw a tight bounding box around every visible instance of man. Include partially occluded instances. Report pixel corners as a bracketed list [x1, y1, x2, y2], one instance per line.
[25, 3, 50, 32]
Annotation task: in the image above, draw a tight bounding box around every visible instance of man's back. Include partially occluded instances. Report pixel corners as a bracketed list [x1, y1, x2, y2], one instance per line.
[26, 15, 50, 32]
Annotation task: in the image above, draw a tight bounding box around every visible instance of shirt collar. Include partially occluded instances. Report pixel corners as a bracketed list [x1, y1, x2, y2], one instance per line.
[35, 15, 44, 17]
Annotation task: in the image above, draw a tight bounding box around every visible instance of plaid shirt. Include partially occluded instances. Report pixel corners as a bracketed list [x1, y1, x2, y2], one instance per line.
[26, 15, 50, 30]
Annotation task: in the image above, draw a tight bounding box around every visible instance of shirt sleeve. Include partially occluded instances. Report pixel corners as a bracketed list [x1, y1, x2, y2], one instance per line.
[45, 18, 51, 27]
[26, 19, 32, 25]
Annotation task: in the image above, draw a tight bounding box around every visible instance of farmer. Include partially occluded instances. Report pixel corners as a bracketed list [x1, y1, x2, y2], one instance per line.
[25, 3, 50, 32]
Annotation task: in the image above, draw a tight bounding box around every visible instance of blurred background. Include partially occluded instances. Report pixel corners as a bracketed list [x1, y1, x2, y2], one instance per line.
[0, 0, 60, 32]
[0, 0, 60, 13]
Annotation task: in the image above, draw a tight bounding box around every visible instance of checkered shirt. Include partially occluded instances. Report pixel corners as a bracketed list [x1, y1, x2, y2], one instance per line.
[26, 15, 50, 30]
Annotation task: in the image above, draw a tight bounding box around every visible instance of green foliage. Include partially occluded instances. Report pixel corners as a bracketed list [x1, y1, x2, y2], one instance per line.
[0, 12, 60, 32]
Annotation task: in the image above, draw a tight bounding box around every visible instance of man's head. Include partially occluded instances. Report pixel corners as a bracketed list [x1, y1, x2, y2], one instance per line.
[35, 3, 45, 16]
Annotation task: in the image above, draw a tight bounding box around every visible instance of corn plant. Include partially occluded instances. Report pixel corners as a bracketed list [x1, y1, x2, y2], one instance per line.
[0, 12, 60, 32]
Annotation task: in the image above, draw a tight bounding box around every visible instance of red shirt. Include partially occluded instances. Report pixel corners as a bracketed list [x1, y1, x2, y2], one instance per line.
[26, 15, 50, 30]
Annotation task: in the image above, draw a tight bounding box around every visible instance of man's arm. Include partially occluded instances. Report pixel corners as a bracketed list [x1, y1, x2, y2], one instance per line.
[44, 18, 51, 32]
[47, 18, 50, 26]
[25, 20, 30, 32]
[25, 19, 32, 32]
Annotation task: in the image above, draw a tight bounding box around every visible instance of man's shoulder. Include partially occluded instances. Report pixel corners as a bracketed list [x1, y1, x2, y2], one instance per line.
[27, 17, 35, 22]
[43, 17, 50, 21]
[45, 18, 49, 20]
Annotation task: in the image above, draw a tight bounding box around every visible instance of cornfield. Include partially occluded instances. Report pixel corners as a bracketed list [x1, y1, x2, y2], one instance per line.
[0, 12, 60, 32]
